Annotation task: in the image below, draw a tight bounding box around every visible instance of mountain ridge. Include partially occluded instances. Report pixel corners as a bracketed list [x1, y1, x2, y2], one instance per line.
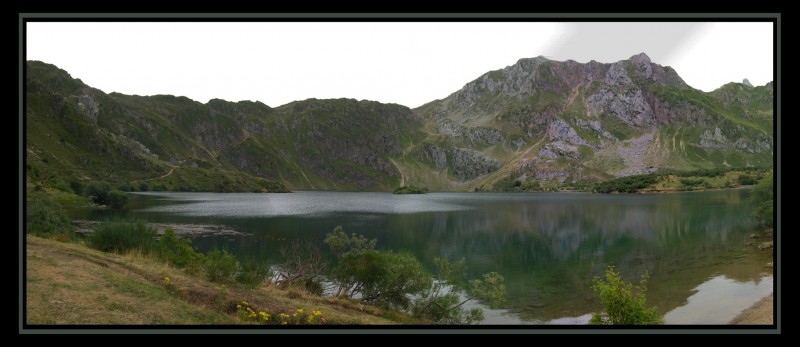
[24, 54, 773, 193]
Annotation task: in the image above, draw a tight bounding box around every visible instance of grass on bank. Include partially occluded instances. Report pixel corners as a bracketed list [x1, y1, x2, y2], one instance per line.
[25, 235, 400, 325]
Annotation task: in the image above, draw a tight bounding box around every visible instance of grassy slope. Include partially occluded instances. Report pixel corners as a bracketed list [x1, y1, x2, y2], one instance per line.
[26, 60, 773, 193]
[25, 236, 399, 325]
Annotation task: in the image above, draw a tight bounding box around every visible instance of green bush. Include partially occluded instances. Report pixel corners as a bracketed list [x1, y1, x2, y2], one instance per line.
[412, 257, 506, 324]
[68, 178, 84, 195]
[738, 175, 757, 186]
[106, 190, 129, 210]
[83, 181, 112, 205]
[26, 193, 75, 239]
[393, 185, 428, 194]
[325, 226, 430, 308]
[332, 250, 431, 309]
[89, 220, 157, 253]
[589, 266, 662, 325]
[594, 174, 658, 193]
[157, 228, 205, 272]
[204, 249, 238, 282]
[751, 175, 774, 227]
[235, 260, 272, 288]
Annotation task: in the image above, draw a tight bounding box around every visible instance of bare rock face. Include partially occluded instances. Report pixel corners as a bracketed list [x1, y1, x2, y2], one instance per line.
[538, 141, 579, 160]
[587, 86, 656, 128]
[417, 143, 448, 170]
[77, 95, 99, 124]
[700, 127, 729, 148]
[435, 119, 504, 148]
[451, 148, 500, 180]
[546, 119, 589, 146]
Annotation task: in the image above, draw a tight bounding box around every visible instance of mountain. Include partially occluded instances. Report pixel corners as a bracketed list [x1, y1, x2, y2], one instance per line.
[24, 54, 773, 193]
[409, 53, 773, 190]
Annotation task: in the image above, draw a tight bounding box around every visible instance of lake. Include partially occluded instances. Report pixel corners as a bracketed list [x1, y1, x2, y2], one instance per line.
[69, 188, 773, 324]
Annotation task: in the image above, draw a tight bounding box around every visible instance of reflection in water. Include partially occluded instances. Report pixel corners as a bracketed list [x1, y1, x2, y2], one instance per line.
[69, 189, 773, 324]
[664, 275, 773, 324]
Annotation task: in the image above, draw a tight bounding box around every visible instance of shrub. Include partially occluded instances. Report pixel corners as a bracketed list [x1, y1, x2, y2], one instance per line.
[106, 190, 129, 210]
[68, 178, 84, 195]
[412, 257, 506, 324]
[274, 239, 328, 291]
[236, 260, 272, 288]
[332, 250, 431, 309]
[26, 193, 75, 238]
[325, 226, 430, 308]
[83, 181, 112, 205]
[738, 175, 757, 186]
[89, 220, 157, 253]
[158, 228, 205, 272]
[589, 266, 662, 325]
[204, 249, 238, 282]
[751, 175, 774, 227]
[236, 301, 326, 325]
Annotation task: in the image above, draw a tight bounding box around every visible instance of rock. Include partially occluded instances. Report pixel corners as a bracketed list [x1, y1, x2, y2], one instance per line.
[435, 119, 504, 148]
[77, 95, 99, 124]
[765, 262, 773, 268]
[700, 127, 728, 148]
[743, 78, 754, 88]
[538, 141, 579, 159]
[757, 241, 773, 250]
[451, 148, 500, 180]
[748, 233, 760, 239]
[546, 119, 588, 146]
[417, 143, 448, 170]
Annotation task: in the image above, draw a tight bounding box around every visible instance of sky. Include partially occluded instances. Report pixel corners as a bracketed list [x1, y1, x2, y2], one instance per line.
[26, 22, 774, 108]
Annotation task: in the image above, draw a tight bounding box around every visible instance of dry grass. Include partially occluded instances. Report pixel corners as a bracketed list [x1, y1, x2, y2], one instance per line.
[25, 235, 400, 325]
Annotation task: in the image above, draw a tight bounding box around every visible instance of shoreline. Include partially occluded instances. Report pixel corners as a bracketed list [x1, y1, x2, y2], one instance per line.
[729, 293, 774, 325]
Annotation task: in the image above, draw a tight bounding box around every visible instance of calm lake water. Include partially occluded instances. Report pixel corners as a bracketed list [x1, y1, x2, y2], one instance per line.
[70, 189, 773, 324]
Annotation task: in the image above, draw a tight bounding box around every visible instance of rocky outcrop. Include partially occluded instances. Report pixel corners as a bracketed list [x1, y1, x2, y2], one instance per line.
[77, 95, 99, 124]
[417, 143, 448, 170]
[587, 86, 656, 128]
[451, 148, 500, 180]
[435, 119, 504, 148]
[700, 127, 729, 148]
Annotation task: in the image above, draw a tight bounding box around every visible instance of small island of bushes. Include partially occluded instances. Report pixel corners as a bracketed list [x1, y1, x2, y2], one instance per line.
[393, 185, 428, 194]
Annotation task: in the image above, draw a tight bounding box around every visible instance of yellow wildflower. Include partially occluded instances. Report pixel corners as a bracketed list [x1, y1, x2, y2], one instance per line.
[313, 310, 322, 316]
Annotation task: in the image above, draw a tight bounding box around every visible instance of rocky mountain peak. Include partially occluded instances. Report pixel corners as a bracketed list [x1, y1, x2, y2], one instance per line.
[628, 52, 652, 64]
[742, 78, 754, 88]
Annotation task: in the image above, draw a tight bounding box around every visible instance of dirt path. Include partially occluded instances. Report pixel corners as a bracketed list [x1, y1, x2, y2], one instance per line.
[388, 158, 406, 187]
[729, 294, 774, 325]
[562, 80, 585, 112]
[145, 167, 175, 181]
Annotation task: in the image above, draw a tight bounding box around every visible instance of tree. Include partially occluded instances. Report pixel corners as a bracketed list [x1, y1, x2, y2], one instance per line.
[158, 228, 205, 272]
[84, 181, 112, 205]
[324, 227, 429, 308]
[274, 238, 329, 291]
[204, 249, 239, 282]
[751, 175, 774, 227]
[26, 193, 75, 238]
[412, 257, 506, 324]
[106, 190, 129, 210]
[589, 266, 662, 325]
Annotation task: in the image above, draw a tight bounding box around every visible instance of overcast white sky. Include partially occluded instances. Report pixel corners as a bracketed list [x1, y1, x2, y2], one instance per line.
[26, 22, 773, 108]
